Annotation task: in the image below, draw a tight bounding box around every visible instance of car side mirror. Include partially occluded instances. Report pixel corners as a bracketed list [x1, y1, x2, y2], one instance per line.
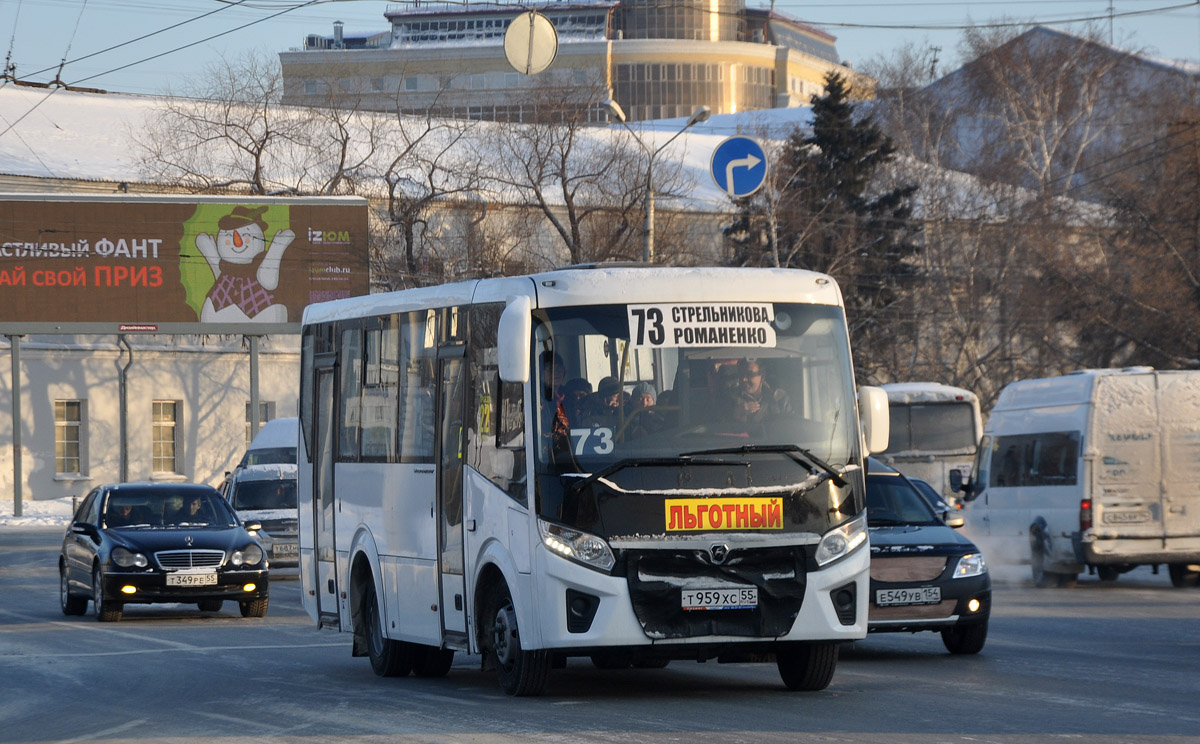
[943, 512, 965, 528]
[245, 522, 263, 533]
[948, 469, 963, 491]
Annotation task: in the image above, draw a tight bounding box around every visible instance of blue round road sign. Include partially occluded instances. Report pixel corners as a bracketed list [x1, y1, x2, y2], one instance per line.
[710, 136, 767, 198]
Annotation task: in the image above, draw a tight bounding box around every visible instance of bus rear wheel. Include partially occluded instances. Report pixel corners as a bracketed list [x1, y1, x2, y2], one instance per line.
[776, 642, 838, 691]
[491, 585, 550, 696]
[365, 582, 414, 677]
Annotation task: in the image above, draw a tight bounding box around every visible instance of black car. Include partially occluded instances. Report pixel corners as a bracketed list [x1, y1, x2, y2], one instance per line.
[908, 475, 958, 517]
[60, 482, 270, 622]
[865, 458, 990, 654]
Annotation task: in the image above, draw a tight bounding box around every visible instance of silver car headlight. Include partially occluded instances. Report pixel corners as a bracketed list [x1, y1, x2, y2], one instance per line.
[814, 512, 868, 567]
[231, 543, 265, 567]
[952, 553, 987, 578]
[539, 519, 615, 573]
[111, 546, 148, 568]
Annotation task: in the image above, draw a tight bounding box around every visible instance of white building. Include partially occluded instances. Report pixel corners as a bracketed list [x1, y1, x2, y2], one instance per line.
[1, 334, 299, 506]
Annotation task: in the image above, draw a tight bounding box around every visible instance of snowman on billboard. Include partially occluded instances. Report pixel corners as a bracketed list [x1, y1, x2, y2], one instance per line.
[194, 205, 294, 323]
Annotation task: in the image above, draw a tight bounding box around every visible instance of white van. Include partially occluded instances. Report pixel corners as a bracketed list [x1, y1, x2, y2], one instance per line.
[226, 463, 299, 568]
[952, 368, 1200, 587]
[222, 417, 298, 496]
[239, 417, 298, 469]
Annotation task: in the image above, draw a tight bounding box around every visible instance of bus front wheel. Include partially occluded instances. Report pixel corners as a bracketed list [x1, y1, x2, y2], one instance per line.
[365, 582, 415, 677]
[776, 641, 838, 691]
[491, 585, 550, 696]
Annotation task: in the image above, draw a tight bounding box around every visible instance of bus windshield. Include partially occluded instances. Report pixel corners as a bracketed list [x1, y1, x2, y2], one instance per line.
[531, 302, 861, 535]
[883, 402, 978, 454]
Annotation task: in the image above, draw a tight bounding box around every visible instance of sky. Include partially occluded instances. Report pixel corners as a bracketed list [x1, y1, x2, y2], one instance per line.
[1, 0, 1199, 96]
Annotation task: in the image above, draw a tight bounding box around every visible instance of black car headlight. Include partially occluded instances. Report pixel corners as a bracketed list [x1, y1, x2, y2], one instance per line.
[112, 546, 148, 568]
[231, 543, 265, 567]
[952, 552, 987, 578]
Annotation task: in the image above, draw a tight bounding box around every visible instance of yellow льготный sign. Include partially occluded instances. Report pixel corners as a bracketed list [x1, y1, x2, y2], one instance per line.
[665, 497, 783, 531]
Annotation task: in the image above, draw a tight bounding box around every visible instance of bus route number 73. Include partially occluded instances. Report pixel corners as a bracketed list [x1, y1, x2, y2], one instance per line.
[629, 307, 665, 346]
[570, 428, 614, 455]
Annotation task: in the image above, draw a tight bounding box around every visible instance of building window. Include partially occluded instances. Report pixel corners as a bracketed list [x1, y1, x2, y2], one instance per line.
[305, 79, 317, 95]
[245, 402, 276, 447]
[152, 401, 179, 474]
[55, 400, 85, 475]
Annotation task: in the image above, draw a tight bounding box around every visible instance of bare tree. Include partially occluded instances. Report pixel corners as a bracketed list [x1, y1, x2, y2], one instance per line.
[133, 51, 310, 194]
[133, 51, 385, 197]
[492, 76, 658, 265]
[372, 93, 492, 289]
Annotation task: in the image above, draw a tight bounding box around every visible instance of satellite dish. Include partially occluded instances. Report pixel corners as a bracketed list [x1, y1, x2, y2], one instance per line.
[504, 10, 558, 75]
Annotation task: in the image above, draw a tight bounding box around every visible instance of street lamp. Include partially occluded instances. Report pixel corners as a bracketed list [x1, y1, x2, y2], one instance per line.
[605, 99, 711, 263]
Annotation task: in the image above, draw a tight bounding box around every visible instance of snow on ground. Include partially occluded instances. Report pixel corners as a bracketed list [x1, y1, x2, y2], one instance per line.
[0, 496, 74, 529]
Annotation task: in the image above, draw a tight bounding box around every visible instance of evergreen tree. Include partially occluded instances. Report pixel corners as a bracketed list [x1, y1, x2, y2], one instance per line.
[776, 72, 920, 372]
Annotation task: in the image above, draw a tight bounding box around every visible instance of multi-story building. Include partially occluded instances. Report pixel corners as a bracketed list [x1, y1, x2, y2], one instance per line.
[279, 0, 856, 121]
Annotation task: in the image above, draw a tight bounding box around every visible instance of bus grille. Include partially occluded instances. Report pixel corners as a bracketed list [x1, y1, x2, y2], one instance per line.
[622, 545, 808, 639]
[155, 549, 225, 569]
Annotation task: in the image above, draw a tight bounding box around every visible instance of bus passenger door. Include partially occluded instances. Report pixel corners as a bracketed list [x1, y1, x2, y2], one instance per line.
[436, 347, 468, 641]
[313, 366, 340, 626]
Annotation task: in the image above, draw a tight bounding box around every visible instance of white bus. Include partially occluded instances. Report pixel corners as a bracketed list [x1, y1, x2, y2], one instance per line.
[297, 266, 889, 695]
[876, 383, 983, 503]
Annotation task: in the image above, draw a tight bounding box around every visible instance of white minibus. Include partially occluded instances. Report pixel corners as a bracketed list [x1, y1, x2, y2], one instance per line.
[297, 265, 889, 695]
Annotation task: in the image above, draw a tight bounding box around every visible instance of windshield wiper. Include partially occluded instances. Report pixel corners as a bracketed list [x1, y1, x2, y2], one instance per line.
[567, 456, 747, 495]
[680, 444, 847, 488]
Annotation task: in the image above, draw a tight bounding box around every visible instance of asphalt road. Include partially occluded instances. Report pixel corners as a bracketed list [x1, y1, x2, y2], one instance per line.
[2, 527, 1197, 744]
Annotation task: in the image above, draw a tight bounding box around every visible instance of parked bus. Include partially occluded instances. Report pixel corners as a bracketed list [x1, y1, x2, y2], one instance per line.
[876, 383, 982, 504]
[297, 265, 889, 695]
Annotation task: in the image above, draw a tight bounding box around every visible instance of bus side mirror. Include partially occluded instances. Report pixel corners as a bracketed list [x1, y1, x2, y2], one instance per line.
[498, 295, 532, 383]
[858, 386, 889, 456]
[949, 469, 964, 492]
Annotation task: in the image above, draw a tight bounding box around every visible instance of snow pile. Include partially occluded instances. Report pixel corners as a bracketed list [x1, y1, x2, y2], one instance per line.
[0, 495, 74, 529]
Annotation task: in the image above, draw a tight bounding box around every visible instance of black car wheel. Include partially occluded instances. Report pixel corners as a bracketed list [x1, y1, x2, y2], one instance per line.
[238, 597, 269, 618]
[491, 584, 551, 696]
[941, 622, 988, 654]
[198, 600, 224, 612]
[364, 582, 413, 676]
[60, 564, 87, 616]
[776, 641, 838, 691]
[92, 567, 122, 622]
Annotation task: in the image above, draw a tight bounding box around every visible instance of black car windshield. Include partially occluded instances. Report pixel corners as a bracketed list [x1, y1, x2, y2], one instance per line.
[866, 475, 941, 526]
[231, 479, 297, 511]
[104, 490, 237, 528]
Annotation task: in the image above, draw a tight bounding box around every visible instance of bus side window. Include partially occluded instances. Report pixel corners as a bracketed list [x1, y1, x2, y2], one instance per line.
[470, 303, 526, 504]
[398, 310, 436, 463]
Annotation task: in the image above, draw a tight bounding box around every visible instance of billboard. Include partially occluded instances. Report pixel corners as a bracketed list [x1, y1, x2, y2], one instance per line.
[0, 195, 370, 334]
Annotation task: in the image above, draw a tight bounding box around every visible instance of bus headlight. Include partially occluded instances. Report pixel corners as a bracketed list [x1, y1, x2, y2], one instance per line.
[815, 512, 868, 567]
[952, 553, 987, 578]
[538, 519, 615, 573]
